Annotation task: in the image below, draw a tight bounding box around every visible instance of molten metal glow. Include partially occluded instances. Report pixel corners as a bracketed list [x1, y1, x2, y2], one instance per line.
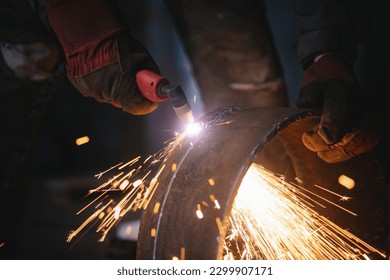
[224, 163, 385, 260]
[184, 122, 202, 136]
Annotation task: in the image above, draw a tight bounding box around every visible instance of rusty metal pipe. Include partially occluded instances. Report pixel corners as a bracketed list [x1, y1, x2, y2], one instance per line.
[137, 106, 389, 260]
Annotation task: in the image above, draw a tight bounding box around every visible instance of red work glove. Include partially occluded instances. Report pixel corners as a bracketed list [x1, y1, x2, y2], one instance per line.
[296, 54, 378, 163]
[45, 0, 159, 115]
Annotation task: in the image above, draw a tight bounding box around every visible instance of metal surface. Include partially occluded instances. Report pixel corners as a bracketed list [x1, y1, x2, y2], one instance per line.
[137, 106, 389, 260]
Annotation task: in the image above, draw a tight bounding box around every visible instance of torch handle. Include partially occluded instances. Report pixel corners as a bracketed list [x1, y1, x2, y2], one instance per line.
[136, 70, 169, 103]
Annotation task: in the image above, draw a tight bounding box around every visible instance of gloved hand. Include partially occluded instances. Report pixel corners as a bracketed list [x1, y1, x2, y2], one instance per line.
[296, 53, 378, 163]
[45, 0, 159, 115]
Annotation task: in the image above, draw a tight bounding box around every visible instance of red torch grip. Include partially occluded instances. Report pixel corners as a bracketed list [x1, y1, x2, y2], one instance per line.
[136, 70, 169, 103]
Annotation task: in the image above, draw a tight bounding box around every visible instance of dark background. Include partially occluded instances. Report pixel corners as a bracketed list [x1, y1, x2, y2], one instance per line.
[14, 0, 388, 259]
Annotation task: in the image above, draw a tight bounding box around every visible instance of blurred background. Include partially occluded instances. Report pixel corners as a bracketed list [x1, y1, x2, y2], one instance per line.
[14, 0, 386, 259]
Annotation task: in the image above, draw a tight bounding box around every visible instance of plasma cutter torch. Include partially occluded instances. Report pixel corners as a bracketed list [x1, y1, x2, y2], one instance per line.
[136, 70, 194, 124]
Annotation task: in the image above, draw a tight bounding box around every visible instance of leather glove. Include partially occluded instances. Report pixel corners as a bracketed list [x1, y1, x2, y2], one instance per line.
[45, 0, 159, 115]
[296, 53, 378, 163]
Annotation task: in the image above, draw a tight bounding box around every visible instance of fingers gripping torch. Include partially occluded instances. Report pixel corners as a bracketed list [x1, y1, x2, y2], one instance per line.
[136, 70, 194, 124]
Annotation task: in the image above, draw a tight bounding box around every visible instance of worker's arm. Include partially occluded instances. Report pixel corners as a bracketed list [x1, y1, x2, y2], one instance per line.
[33, 0, 160, 115]
[293, 0, 379, 163]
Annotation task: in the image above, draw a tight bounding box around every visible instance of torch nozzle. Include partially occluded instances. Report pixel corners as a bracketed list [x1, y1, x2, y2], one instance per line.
[136, 70, 194, 124]
[160, 83, 194, 124]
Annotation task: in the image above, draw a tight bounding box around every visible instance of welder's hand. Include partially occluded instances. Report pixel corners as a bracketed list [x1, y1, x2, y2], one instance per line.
[45, 0, 159, 115]
[296, 54, 378, 163]
[302, 122, 378, 163]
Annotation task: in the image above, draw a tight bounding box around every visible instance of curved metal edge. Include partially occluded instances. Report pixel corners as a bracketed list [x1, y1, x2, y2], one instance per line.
[137, 106, 389, 259]
[137, 107, 316, 259]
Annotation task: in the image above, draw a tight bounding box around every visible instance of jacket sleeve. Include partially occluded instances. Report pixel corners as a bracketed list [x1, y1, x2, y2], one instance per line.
[0, 0, 49, 43]
[293, 0, 367, 68]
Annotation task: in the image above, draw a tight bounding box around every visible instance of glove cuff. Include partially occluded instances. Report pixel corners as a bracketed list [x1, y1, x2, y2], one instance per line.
[46, 0, 126, 76]
[301, 54, 356, 88]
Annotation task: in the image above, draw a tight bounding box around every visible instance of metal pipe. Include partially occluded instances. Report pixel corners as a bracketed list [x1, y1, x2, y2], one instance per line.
[137, 106, 389, 259]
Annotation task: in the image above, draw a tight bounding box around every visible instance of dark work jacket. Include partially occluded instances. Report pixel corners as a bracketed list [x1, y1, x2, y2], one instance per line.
[0, 0, 48, 43]
[293, 0, 367, 68]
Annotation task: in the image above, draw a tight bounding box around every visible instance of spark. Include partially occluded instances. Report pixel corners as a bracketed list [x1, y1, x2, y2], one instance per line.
[75, 136, 90, 146]
[183, 121, 202, 136]
[338, 174, 355, 189]
[95, 162, 123, 179]
[98, 212, 105, 220]
[118, 179, 129, 191]
[133, 179, 142, 188]
[153, 202, 160, 214]
[208, 178, 216, 186]
[224, 163, 386, 260]
[209, 194, 220, 209]
[67, 199, 112, 243]
[196, 204, 204, 219]
[292, 181, 357, 216]
[119, 156, 141, 170]
[66, 130, 186, 243]
[314, 184, 352, 201]
[180, 247, 186, 260]
[295, 177, 303, 184]
[201, 201, 209, 207]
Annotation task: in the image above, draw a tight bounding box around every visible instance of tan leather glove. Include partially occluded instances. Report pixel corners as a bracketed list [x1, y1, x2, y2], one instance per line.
[296, 53, 378, 163]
